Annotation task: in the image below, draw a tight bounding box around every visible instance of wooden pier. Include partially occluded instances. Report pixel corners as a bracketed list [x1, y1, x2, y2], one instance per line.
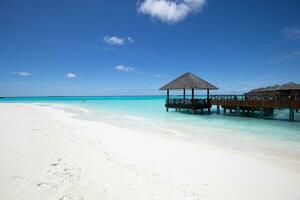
[160, 72, 300, 121]
[210, 95, 300, 121]
[163, 95, 300, 121]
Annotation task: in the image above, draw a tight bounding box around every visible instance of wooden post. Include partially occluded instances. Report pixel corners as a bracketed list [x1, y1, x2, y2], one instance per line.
[296, 109, 299, 113]
[166, 90, 169, 112]
[236, 106, 240, 115]
[260, 108, 264, 117]
[207, 89, 209, 101]
[217, 105, 220, 114]
[192, 88, 194, 101]
[289, 108, 295, 121]
[183, 89, 186, 100]
[167, 89, 169, 100]
[192, 88, 195, 114]
[207, 89, 211, 113]
[223, 108, 226, 114]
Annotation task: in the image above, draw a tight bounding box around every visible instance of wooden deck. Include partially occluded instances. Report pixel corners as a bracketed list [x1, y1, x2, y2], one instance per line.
[210, 95, 300, 121]
[164, 95, 300, 120]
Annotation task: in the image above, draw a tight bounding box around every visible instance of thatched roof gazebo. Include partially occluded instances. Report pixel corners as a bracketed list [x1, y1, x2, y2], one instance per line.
[159, 72, 218, 113]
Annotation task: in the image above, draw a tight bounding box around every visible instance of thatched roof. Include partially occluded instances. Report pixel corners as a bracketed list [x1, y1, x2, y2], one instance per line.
[248, 85, 280, 93]
[277, 82, 300, 91]
[159, 72, 218, 90]
[247, 82, 300, 94]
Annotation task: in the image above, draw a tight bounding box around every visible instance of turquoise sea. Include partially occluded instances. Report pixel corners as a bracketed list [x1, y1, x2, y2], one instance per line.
[1, 96, 300, 162]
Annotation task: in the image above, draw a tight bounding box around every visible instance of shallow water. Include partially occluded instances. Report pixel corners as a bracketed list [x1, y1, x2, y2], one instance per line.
[1, 96, 300, 162]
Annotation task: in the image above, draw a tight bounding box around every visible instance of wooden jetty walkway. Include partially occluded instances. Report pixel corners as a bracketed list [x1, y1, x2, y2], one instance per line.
[210, 94, 300, 121]
[160, 72, 300, 121]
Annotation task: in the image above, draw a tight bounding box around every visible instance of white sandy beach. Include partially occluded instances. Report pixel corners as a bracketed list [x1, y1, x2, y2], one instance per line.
[0, 103, 300, 200]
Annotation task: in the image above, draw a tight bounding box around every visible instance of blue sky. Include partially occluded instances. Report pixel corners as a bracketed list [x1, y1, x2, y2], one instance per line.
[0, 0, 300, 96]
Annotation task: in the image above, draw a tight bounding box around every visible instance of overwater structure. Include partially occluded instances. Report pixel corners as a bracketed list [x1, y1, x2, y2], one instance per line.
[159, 72, 218, 114]
[160, 72, 300, 121]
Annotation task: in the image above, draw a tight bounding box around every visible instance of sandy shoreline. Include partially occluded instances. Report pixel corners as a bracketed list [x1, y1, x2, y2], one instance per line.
[0, 103, 300, 200]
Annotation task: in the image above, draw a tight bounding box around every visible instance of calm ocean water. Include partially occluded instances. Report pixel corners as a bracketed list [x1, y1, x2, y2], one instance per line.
[1, 96, 300, 161]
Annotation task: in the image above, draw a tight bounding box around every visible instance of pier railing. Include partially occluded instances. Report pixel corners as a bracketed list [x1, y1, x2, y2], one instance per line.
[210, 95, 245, 100]
[165, 95, 300, 110]
[210, 94, 300, 109]
[165, 98, 210, 109]
[210, 94, 300, 101]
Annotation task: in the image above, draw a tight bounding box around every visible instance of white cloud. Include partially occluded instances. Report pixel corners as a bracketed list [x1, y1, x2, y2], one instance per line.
[115, 65, 135, 72]
[282, 27, 300, 39]
[66, 73, 76, 78]
[103, 36, 135, 45]
[103, 36, 125, 45]
[127, 37, 134, 43]
[137, 0, 206, 24]
[153, 74, 162, 78]
[12, 71, 31, 76]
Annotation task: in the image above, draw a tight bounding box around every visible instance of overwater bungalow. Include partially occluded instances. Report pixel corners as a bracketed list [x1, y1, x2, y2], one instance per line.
[246, 82, 300, 100]
[246, 85, 280, 100]
[277, 82, 300, 100]
[159, 72, 218, 114]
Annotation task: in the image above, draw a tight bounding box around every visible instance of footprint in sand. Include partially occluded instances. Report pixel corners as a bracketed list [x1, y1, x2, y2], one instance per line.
[38, 159, 81, 190]
[58, 194, 84, 200]
[36, 182, 49, 187]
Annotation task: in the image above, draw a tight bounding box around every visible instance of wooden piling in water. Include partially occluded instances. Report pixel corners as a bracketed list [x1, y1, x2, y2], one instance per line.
[217, 105, 220, 114]
[289, 108, 295, 121]
[236, 106, 240, 115]
[260, 108, 264, 117]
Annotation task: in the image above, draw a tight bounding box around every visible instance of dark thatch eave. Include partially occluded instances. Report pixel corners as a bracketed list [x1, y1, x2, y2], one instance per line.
[247, 85, 280, 93]
[247, 82, 300, 94]
[159, 72, 218, 90]
[277, 82, 300, 91]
